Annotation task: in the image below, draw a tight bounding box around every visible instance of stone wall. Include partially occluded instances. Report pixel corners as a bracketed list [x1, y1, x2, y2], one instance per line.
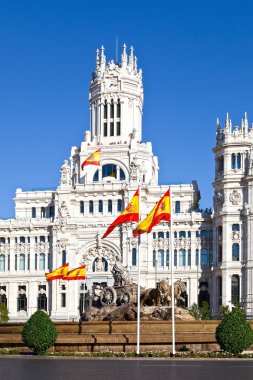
[3, 320, 251, 352]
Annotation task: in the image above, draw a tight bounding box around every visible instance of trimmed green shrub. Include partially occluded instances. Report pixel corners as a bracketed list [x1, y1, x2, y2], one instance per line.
[215, 306, 253, 355]
[21, 310, 57, 355]
[0, 303, 9, 322]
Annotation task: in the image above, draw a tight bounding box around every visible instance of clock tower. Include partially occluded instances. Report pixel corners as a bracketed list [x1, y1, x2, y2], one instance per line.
[89, 44, 143, 144]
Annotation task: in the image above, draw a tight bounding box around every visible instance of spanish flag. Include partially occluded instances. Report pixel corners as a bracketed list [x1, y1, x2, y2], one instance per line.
[102, 189, 139, 239]
[45, 263, 69, 281]
[81, 148, 101, 170]
[133, 190, 171, 237]
[63, 265, 86, 280]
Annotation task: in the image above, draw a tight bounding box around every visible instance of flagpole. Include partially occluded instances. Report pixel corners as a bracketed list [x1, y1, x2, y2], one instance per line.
[169, 186, 176, 356]
[137, 185, 141, 355]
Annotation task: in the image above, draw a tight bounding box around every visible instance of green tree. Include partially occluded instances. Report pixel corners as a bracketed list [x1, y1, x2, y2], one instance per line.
[188, 301, 211, 320]
[21, 310, 57, 355]
[216, 306, 253, 355]
[0, 303, 9, 322]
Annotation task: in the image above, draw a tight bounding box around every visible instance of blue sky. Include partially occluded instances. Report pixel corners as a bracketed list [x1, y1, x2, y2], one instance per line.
[1, 0, 253, 217]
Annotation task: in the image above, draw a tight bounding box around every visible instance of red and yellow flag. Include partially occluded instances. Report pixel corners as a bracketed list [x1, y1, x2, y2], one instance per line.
[102, 189, 139, 239]
[63, 265, 86, 280]
[81, 148, 101, 170]
[45, 263, 69, 281]
[133, 189, 171, 237]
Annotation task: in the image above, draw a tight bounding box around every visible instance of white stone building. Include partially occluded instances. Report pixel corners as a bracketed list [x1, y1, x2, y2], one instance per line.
[0, 44, 251, 321]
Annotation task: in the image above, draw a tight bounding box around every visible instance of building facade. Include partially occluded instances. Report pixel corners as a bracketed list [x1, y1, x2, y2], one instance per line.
[0, 45, 251, 321]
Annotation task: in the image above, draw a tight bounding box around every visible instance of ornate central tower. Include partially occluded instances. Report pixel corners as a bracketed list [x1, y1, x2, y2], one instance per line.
[89, 44, 143, 144]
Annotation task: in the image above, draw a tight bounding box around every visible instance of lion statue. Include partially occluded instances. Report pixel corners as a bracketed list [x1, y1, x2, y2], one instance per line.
[141, 280, 171, 306]
[141, 279, 187, 307]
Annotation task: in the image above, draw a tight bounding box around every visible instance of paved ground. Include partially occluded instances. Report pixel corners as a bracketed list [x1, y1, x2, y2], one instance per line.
[0, 357, 253, 380]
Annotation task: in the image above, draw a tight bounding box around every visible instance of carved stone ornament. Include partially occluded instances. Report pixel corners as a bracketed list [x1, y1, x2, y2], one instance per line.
[130, 155, 141, 181]
[80, 232, 118, 272]
[229, 190, 241, 205]
[56, 201, 70, 225]
[59, 160, 72, 188]
[232, 231, 240, 240]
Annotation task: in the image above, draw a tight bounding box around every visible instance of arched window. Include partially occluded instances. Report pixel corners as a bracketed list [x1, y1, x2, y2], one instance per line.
[40, 236, 45, 242]
[174, 231, 177, 238]
[166, 231, 169, 238]
[232, 243, 239, 261]
[94, 165, 126, 182]
[32, 207, 36, 218]
[89, 200, 94, 214]
[231, 154, 241, 169]
[0, 237, 5, 244]
[103, 164, 117, 178]
[153, 232, 156, 239]
[39, 253, 46, 271]
[158, 232, 164, 239]
[98, 200, 103, 213]
[157, 249, 164, 267]
[108, 200, 112, 213]
[19, 254, 25, 270]
[179, 231, 186, 238]
[188, 231, 191, 238]
[110, 99, 114, 118]
[80, 201, 84, 214]
[179, 249, 186, 266]
[0, 255, 5, 271]
[132, 248, 137, 266]
[201, 249, 208, 265]
[231, 275, 240, 305]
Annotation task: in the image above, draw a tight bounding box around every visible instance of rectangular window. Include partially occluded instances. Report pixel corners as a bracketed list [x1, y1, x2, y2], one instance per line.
[108, 200, 112, 213]
[117, 199, 122, 212]
[104, 103, 107, 119]
[20, 236, 25, 243]
[32, 207, 36, 218]
[110, 102, 114, 118]
[104, 123, 107, 137]
[179, 231, 186, 238]
[166, 250, 169, 267]
[89, 201, 94, 214]
[80, 201, 84, 215]
[98, 200, 103, 213]
[40, 236, 46, 243]
[49, 206, 55, 219]
[61, 293, 66, 308]
[232, 224, 240, 231]
[110, 122, 114, 136]
[116, 122, 121, 136]
[188, 250, 191, 266]
[132, 248, 137, 266]
[15, 254, 17, 270]
[175, 201, 180, 213]
[117, 102, 120, 118]
[174, 250, 177, 266]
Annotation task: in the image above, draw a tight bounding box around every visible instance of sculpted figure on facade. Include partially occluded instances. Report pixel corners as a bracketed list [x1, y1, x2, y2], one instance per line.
[111, 256, 131, 286]
[59, 160, 72, 188]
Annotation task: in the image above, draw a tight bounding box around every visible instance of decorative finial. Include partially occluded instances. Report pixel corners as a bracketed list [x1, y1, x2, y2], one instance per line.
[100, 45, 106, 70]
[129, 46, 134, 67]
[134, 55, 138, 71]
[225, 113, 229, 129]
[121, 43, 127, 68]
[243, 111, 248, 132]
[216, 118, 220, 130]
[96, 48, 100, 70]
